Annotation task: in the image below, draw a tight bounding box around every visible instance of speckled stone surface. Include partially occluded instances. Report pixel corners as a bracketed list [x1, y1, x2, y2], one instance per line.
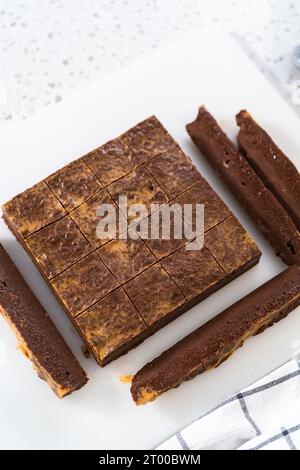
[0, 0, 300, 130]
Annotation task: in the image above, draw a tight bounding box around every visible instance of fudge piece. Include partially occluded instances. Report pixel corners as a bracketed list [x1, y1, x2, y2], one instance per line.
[97, 232, 155, 284]
[2, 181, 66, 238]
[0, 244, 87, 398]
[51, 253, 118, 317]
[186, 107, 300, 266]
[3, 115, 261, 365]
[131, 265, 300, 405]
[122, 115, 177, 163]
[237, 110, 300, 231]
[204, 216, 260, 275]
[124, 265, 186, 326]
[174, 179, 231, 233]
[26, 216, 92, 278]
[46, 158, 101, 211]
[70, 189, 127, 249]
[75, 288, 147, 365]
[146, 147, 202, 199]
[108, 166, 168, 220]
[84, 138, 140, 186]
[161, 244, 226, 301]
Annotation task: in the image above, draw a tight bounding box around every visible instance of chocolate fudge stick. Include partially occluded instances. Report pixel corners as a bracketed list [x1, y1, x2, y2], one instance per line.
[237, 110, 300, 231]
[186, 107, 300, 266]
[131, 265, 300, 405]
[0, 244, 88, 397]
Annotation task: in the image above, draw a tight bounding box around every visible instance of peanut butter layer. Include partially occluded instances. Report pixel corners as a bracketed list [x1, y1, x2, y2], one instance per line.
[161, 244, 226, 301]
[84, 138, 140, 186]
[108, 166, 168, 220]
[147, 148, 202, 199]
[174, 179, 231, 233]
[125, 265, 186, 326]
[2, 181, 66, 238]
[0, 244, 87, 397]
[131, 265, 300, 405]
[46, 158, 101, 211]
[122, 115, 177, 163]
[70, 189, 126, 249]
[237, 110, 300, 231]
[186, 106, 300, 266]
[204, 216, 260, 275]
[26, 216, 92, 278]
[75, 288, 147, 365]
[51, 253, 118, 317]
[97, 232, 155, 284]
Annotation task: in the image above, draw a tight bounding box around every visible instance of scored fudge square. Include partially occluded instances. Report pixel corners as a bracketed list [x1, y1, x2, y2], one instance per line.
[97, 231, 155, 284]
[125, 265, 186, 326]
[161, 243, 225, 301]
[46, 158, 101, 211]
[174, 179, 231, 234]
[108, 166, 168, 219]
[84, 138, 140, 186]
[75, 288, 147, 365]
[204, 216, 260, 275]
[51, 252, 118, 317]
[70, 189, 127, 248]
[2, 181, 66, 238]
[26, 216, 92, 278]
[122, 115, 177, 164]
[142, 209, 192, 260]
[147, 148, 202, 199]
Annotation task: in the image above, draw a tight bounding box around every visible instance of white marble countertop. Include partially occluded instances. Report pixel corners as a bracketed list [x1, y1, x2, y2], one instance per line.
[0, 0, 300, 130]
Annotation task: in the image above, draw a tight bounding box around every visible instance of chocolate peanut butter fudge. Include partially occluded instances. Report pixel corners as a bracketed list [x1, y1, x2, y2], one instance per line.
[131, 265, 300, 405]
[0, 244, 87, 397]
[237, 110, 300, 231]
[2, 116, 260, 366]
[187, 107, 300, 266]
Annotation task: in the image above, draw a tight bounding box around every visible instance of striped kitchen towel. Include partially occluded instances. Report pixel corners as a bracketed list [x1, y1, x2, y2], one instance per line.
[156, 357, 300, 450]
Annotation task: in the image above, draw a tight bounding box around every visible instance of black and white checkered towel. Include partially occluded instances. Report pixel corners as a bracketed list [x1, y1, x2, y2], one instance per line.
[156, 358, 300, 450]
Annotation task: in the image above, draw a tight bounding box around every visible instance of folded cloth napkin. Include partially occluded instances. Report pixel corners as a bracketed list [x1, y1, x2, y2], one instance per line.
[156, 357, 300, 450]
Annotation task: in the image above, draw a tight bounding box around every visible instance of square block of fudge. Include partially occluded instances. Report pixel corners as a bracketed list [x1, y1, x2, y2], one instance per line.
[46, 158, 101, 211]
[97, 231, 155, 284]
[122, 115, 176, 163]
[2, 181, 66, 238]
[204, 216, 260, 275]
[75, 288, 147, 365]
[124, 265, 186, 326]
[161, 243, 225, 301]
[26, 216, 92, 278]
[51, 252, 118, 317]
[141, 208, 192, 260]
[147, 148, 202, 199]
[84, 138, 140, 186]
[108, 166, 168, 219]
[70, 189, 127, 249]
[174, 179, 231, 234]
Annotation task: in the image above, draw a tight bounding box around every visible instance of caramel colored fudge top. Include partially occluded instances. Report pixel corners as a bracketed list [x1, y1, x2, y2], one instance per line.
[26, 216, 92, 278]
[84, 138, 140, 186]
[46, 158, 101, 211]
[122, 115, 177, 163]
[75, 288, 147, 363]
[125, 265, 186, 326]
[204, 216, 261, 275]
[2, 181, 66, 238]
[2, 115, 261, 366]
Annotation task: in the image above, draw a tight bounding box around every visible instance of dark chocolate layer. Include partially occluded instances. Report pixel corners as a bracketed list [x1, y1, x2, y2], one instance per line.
[131, 265, 300, 405]
[237, 110, 300, 231]
[0, 244, 88, 397]
[186, 107, 300, 266]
